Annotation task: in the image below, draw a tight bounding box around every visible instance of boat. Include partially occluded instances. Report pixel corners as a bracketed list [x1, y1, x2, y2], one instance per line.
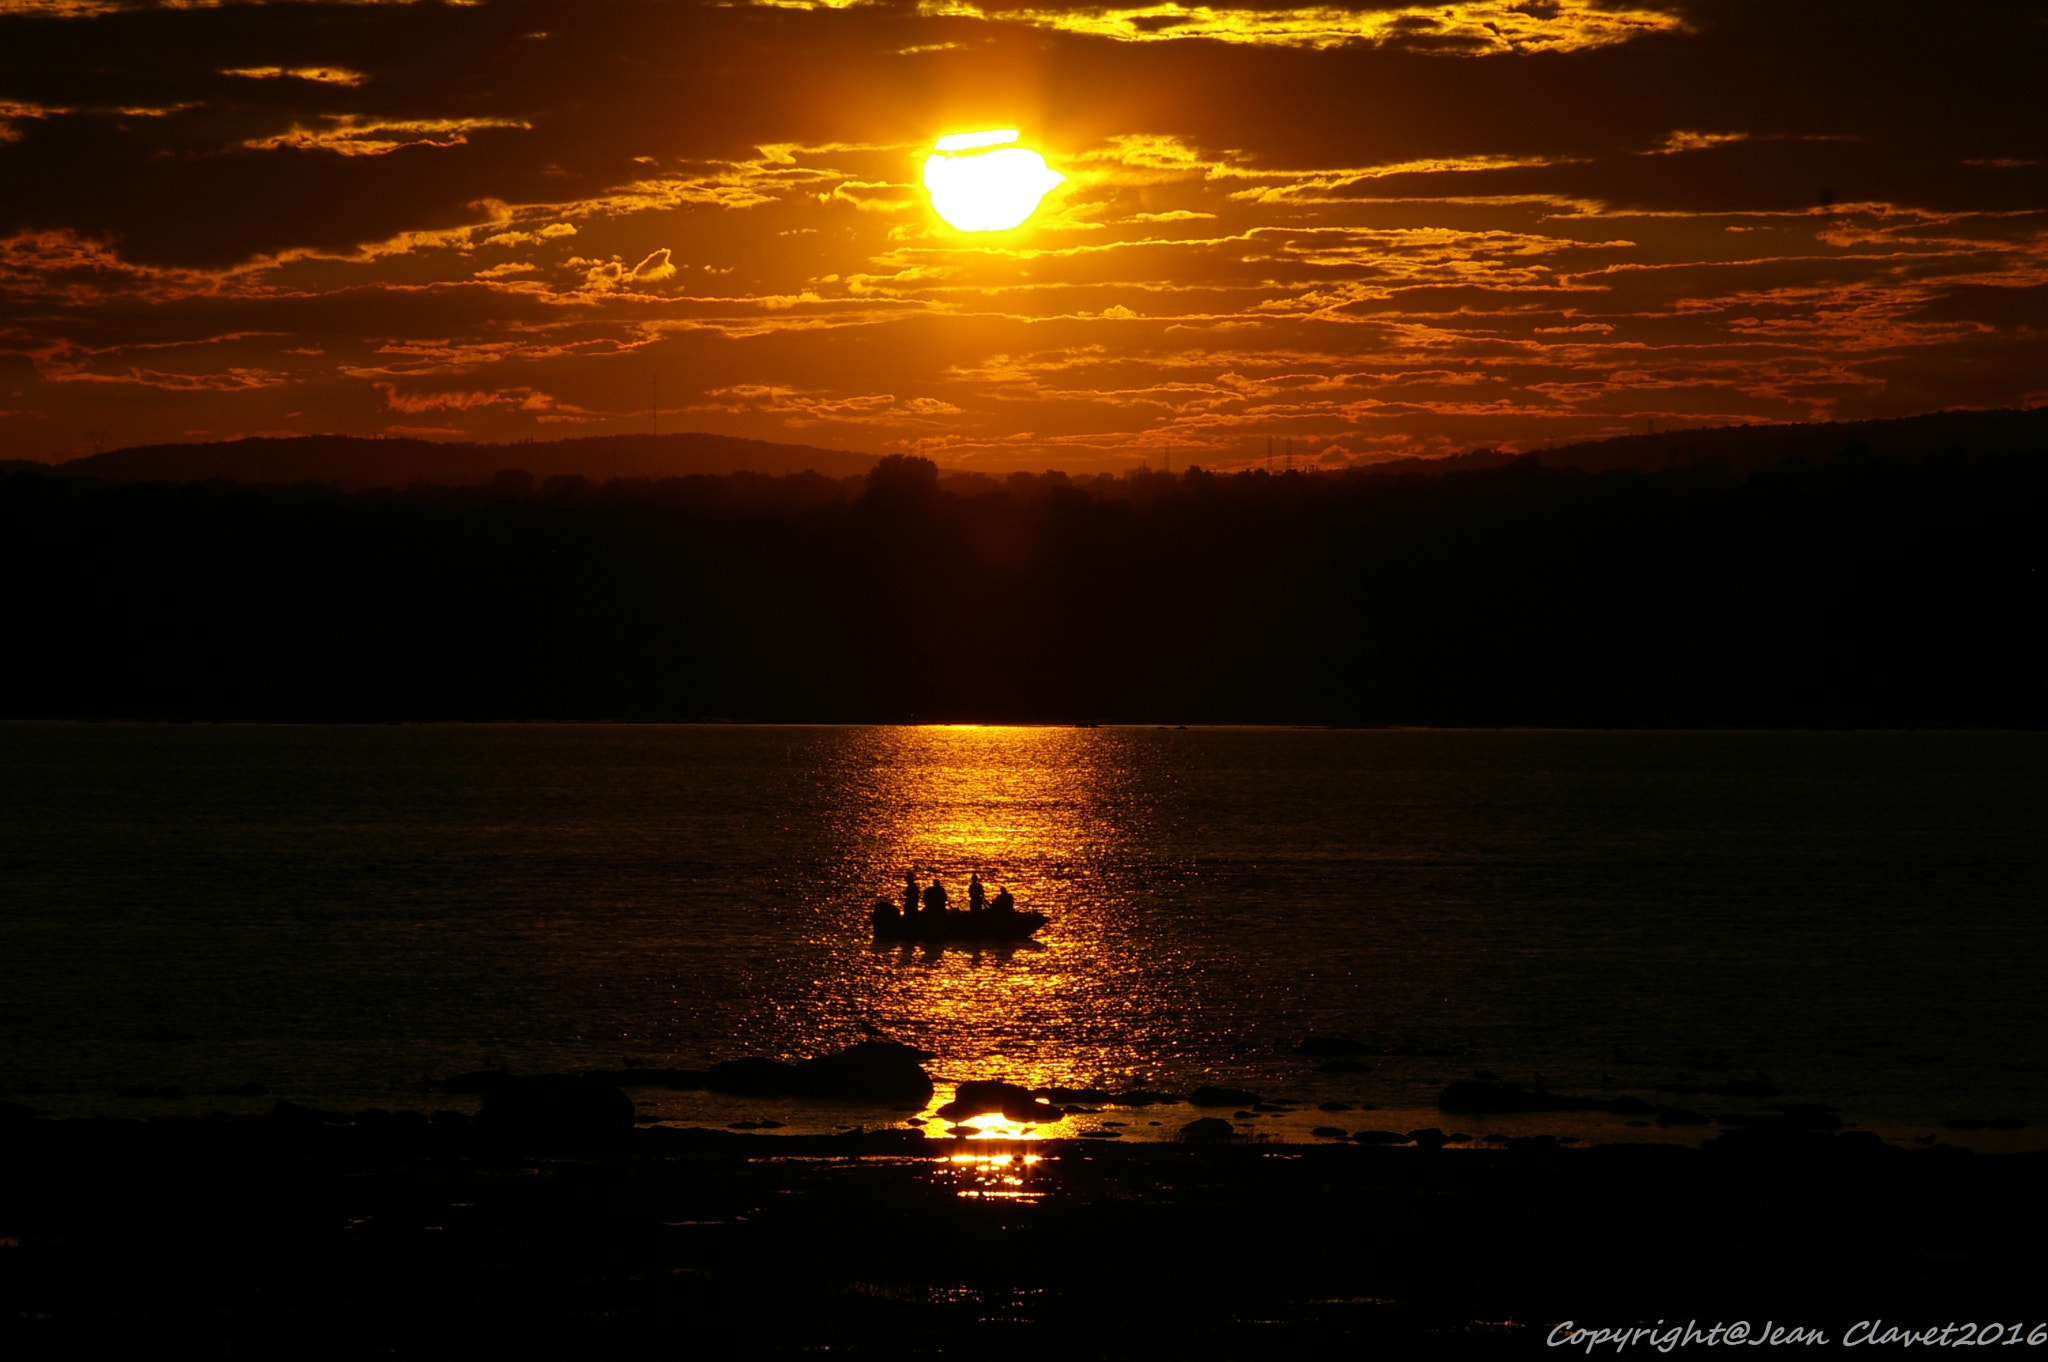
[870, 898, 1047, 942]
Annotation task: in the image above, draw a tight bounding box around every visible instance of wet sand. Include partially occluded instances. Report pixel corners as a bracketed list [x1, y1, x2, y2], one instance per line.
[2, 1108, 2042, 1357]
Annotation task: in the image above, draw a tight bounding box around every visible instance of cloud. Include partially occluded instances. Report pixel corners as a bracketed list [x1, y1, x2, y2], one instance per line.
[242, 116, 531, 157]
[1, 0, 2044, 463]
[914, 0, 1687, 52]
[221, 66, 368, 87]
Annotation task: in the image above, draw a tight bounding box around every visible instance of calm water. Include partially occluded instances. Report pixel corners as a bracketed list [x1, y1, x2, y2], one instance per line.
[2, 724, 2044, 1141]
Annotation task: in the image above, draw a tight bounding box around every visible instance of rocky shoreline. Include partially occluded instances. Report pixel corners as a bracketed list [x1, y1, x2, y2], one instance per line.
[3, 1097, 2043, 1358]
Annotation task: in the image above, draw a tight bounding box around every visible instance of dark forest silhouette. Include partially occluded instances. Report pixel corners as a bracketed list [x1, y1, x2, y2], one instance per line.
[4, 425, 2043, 725]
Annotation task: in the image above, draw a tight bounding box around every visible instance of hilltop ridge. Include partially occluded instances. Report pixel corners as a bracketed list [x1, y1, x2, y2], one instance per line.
[3, 431, 878, 488]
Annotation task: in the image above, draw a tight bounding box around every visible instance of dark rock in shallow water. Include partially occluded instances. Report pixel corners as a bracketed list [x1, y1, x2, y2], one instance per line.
[1317, 1101, 1352, 1113]
[477, 1075, 634, 1136]
[1179, 1117, 1236, 1142]
[1188, 1085, 1262, 1108]
[1408, 1128, 1449, 1149]
[1767, 1103, 1843, 1131]
[1437, 1081, 1594, 1113]
[706, 1057, 797, 1096]
[1653, 1079, 1780, 1098]
[1110, 1089, 1179, 1106]
[1311, 1126, 1349, 1139]
[585, 1067, 708, 1091]
[1352, 1130, 1408, 1145]
[938, 1080, 1062, 1123]
[789, 1042, 934, 1103]
[1504, 1135, 1561, 1153]
[1293, 1035, 1371, 1056]
[442, 1070, 509, 1095]
[1035, 1086, 1113, 1104]
[270, 1101, 349, 1125]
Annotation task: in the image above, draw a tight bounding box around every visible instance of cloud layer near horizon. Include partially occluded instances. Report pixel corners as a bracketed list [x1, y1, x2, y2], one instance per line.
[2, 0, 2044, 469]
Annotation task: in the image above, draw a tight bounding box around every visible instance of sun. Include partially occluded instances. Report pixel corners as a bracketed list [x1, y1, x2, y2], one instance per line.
[923, 130, 1064, 232]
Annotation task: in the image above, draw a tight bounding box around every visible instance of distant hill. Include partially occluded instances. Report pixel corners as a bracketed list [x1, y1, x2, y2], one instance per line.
[9, 432, 876, 488]
[1529, 407, 2048, 476]
[1350, 406, 2048, 479]
[5, 407, 2043, 490]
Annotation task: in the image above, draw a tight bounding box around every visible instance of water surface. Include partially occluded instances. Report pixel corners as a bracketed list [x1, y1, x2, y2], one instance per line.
[2, 724, 2042, 1141]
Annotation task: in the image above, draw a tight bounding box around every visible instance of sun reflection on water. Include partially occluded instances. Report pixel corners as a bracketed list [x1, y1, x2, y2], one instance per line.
[807, 725, 1182, 1100]
[934, 1148, 1045, 1201]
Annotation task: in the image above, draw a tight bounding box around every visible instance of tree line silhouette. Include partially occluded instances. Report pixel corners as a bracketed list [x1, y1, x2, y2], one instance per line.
[3, 447, 2041, 724]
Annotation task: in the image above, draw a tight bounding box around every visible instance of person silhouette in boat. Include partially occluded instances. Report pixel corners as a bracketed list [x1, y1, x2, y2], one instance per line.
[968, 873, 985, 916]
[922, 877, 948, 920]
[903, 870, 920, 921]
[991, 886, 1015, 917]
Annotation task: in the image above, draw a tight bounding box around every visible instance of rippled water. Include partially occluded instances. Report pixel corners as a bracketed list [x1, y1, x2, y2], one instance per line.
[2, 724, 2043, 1141]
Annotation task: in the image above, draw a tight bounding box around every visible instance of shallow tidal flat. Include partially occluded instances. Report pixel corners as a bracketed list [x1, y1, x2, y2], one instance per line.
[0, 1105, 2041, 1356]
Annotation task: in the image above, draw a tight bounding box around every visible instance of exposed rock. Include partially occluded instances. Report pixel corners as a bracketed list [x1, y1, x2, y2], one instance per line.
[269, 1100, 349, 1125]
[1504, 1135, 1561, 1153]
[789, 1042, 934, 1103]
[474, 1075, 634, 1136]
[1188, 1085, 1262, 1108]
[584, 1067, 708, 1090]
[1437, 1081, 1595, 1113]
[1407, 1128, 1449, 1149]
[1766, 1103, 1843, 1131]
[938, 1079, 1062, 1123]
[1035, 1086, 1113, 1104]
[441, 1070, 508, 1095]
[1352, 1130, 1408, 1144]
[1317, 1101, 1352, 1113]
[1110, 1090, 1180, 1106]
[1310, 1126, 1348, 1139]
[1293, 1035, 1371, 1056]
[1178, 1117, 1236, 1142]
[1652, 1079, 1780, 1098]
[705, 1057, 798, 1096]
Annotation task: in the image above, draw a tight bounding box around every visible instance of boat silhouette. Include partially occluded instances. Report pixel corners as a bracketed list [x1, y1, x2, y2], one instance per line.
[870, 898, 1047, 942]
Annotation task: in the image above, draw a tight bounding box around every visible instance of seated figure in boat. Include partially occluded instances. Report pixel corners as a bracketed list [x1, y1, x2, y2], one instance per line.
[922, 878, 948, 919]
[990, 886, 1015, 916]
[903, 870, 920, 921]
[872, 896, 900, 931]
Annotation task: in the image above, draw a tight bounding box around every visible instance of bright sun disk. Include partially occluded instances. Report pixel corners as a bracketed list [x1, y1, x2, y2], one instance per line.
[924, 130, 1064, 232]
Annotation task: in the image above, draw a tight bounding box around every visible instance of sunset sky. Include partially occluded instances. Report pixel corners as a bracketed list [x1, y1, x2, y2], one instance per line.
[2, 0, 2044, 470]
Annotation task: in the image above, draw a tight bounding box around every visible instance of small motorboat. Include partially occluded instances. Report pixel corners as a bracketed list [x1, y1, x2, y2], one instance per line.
[870, 898, 1047, 942]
